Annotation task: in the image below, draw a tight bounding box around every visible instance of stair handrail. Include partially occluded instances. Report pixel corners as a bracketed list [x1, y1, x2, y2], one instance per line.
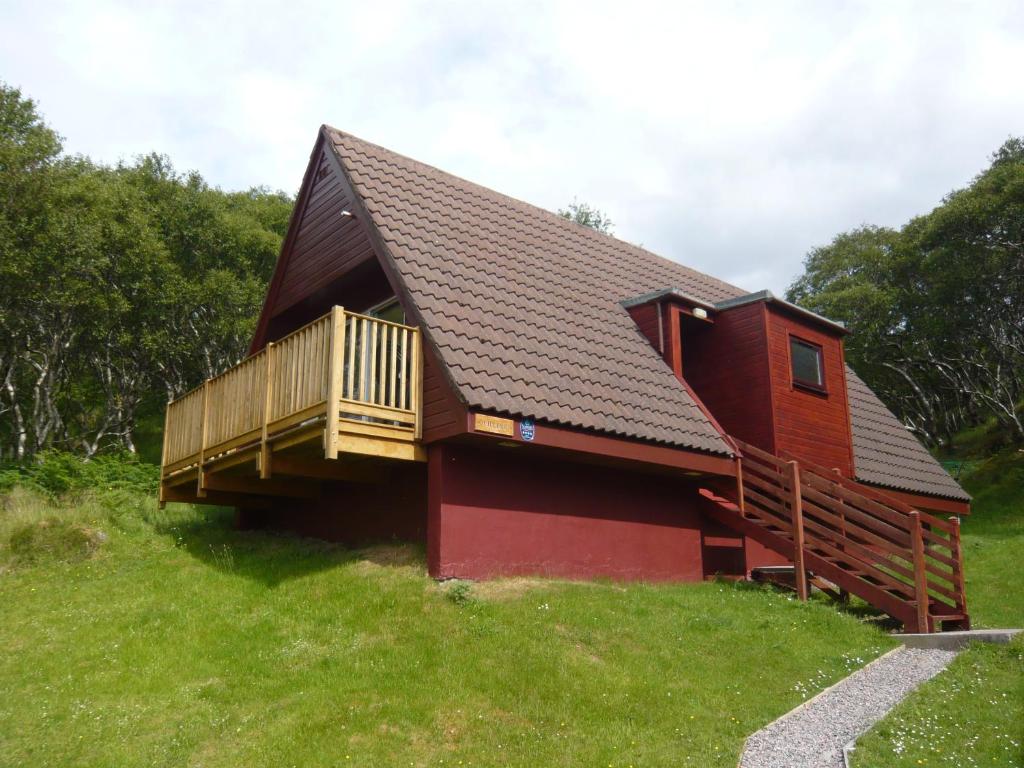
[775, 449, 966, 618]
[732, 438, 965, 631]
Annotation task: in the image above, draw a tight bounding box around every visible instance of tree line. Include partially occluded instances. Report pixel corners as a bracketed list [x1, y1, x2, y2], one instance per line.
[2, 81, 1019, 461]
[787, 138, 1024, 447]
[0, 84, 293, 459]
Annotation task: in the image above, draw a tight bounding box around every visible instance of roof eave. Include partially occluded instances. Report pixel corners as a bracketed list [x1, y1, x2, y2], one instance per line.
[714, 290, 849, 335]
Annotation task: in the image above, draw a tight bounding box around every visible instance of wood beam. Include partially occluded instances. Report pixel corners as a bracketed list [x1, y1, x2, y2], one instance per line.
[200, 473, 320, 500]
[271, 455, 390, 483]
[161, 485, 275, 510]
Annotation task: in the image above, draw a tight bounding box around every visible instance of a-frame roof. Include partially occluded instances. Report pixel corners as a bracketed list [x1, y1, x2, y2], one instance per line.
[326, 126, 737, 456]
[269, 126, 966, 500]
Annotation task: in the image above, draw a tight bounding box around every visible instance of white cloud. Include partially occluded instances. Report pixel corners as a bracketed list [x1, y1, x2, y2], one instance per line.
[2, 0, 1022, 293]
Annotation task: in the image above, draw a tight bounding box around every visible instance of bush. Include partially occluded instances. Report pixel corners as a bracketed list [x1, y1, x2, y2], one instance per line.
[7, 519, 106, 565]
[0, 451, 159, 498]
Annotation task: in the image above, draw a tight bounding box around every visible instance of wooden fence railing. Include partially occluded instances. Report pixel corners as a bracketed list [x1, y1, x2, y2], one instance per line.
[732, 438, 968, 632]
[160, 307, 422, 479]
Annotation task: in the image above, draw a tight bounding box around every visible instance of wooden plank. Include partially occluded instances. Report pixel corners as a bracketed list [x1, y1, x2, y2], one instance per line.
[401, 328, 409, 409]
[337, 433, 427, 462]
[368, 319, 379, 403]
[743, 487, 793, 529]
[272, 455, 389, 483]
[346, 315, 356, 400]
[801, 471, 913, 533]
[266, 401, 328, 435]
[788, 460, 809, 601]
[910, 511, 931, 633]
[159, 397, 171, 481]
[161, 485, 275, 511]
[791, 452, 957, 534]
[357, 317, 368, 401]
[260, 343, 275, 479]
[735, 457, 746, 515]
[742, 470, 786, 501]
[802, 529, 917, 599]
[801, 496, 914, 563]
[271, 423, 325, 452]
[325, 306, 345, 459]
[197, 380, 210, 498]
[799, 513, 916, 583]
[735, 438, 788, 470]
[337, 398, 416, 422]
[412, 329, 423, 440]
[203, 445, 260, 474]
[387, 324, 397, 408]
[337, 417, 416, 440]
[800, 483, 911, 547]
[949, 516, 969, 615]
[201, 472, 320, 500]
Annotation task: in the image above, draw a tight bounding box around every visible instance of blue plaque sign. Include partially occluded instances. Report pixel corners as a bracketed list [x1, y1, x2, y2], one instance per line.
[519, 417, 535, 442]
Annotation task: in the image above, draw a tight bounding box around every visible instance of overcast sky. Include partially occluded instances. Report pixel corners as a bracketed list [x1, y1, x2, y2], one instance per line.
[2, 1, 1022, 293]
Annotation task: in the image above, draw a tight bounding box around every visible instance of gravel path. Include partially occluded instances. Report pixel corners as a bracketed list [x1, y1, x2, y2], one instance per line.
[740, 646, 958, 768]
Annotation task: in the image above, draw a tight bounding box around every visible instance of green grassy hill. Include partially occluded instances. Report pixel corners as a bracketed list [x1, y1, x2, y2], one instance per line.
[853, 446, 1024, 767]
[0, 448, 1019, 767]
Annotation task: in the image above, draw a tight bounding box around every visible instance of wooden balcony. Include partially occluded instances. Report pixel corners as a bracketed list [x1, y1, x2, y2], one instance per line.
[159, 307, 424, 507]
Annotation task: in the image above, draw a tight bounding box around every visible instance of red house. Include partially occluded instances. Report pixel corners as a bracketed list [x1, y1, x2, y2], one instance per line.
[160, 127, 970, 633]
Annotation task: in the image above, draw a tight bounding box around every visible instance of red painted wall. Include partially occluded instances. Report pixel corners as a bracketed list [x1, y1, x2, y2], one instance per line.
[765, 306, 855, 477]
[428, 443, 714, 581]
[680, 302, 776, 451]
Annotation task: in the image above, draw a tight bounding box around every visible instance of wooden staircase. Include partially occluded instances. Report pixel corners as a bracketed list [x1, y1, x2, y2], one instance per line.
[702, 438, 969, 633]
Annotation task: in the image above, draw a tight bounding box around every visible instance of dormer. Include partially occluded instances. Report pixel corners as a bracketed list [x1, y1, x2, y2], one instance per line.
[625, 288, 856, 477]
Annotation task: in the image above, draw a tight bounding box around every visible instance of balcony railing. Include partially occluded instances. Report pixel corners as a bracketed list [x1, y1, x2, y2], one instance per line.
[160, 307, 423, 491]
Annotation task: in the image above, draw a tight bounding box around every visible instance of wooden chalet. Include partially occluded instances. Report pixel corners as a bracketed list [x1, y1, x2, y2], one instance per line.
[160, 126, 971, 633]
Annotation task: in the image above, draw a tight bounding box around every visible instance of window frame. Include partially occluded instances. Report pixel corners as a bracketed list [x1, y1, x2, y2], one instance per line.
[788, 334, 827, 394]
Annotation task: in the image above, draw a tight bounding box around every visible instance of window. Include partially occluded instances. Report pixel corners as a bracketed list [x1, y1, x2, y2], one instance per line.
[790, 336, 825, 392]
[367, 297, 405, 324]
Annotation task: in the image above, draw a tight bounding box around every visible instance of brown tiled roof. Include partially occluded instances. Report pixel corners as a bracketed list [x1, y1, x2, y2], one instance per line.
[327, 127, 738, 455]
[326, 127, 966, 499]
[846, 368, 969, 501]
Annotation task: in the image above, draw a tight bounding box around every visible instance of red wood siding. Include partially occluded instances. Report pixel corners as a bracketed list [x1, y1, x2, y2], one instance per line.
[272, 149, 376, 316]
[681, 302, 776, 451]
[765, 305, 855, 476]
[421, 345, 466, 443]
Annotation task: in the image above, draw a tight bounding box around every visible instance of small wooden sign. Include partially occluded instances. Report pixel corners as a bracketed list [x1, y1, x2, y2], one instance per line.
[473, 413, 515, 436]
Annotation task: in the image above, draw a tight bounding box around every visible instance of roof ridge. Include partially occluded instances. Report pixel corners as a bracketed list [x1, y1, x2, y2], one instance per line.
[322, 124, 746, 299]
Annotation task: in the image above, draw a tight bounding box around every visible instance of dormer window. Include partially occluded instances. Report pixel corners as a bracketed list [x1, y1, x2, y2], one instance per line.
[790, 336, 825, 392]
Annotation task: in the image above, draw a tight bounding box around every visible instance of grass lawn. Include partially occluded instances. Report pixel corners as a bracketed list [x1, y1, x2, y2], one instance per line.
[852, 450, 1024, 767]
[0, 481, 895, 767]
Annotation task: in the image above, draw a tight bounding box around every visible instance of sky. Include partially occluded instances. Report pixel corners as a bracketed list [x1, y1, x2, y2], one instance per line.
[2, 0, 1022, 294]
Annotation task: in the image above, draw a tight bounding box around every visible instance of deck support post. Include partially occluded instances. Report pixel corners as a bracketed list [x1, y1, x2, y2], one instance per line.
[788, 460, 808, 602]
[324, 306, 345, 460]
[259, 342, 276, 479]
[949, 515, 968, 625]
[909, 511, 930, 633]
[158, 398, 171, 507]
[196, 380, 210, 498]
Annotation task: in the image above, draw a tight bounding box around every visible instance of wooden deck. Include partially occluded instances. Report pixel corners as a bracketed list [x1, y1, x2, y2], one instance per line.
[160, 307, 424, 506]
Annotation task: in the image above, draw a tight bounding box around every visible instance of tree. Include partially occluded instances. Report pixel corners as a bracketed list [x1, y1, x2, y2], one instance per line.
[787, 137, 1024, 446]
[558, 199, 614, 234]
[0, 84, 294, 459]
